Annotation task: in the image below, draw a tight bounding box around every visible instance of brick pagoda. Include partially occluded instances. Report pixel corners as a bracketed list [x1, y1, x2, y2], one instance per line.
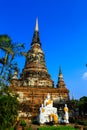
[11, 19, 69, 119]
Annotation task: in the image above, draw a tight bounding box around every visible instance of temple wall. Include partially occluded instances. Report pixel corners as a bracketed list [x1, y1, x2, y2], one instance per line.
[11, 86, 69, 118]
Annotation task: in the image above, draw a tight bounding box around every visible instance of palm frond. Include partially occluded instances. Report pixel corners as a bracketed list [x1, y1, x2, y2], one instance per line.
[20, 52, 27, 57]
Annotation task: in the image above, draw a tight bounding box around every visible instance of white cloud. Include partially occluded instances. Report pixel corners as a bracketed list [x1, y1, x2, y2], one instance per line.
[82, 72, 87, 80]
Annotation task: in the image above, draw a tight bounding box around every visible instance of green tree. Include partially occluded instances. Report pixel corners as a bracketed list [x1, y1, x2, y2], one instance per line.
[78, 96, 87, 116]
[0, 34, 25, 129]
[0, 34, 24, 87]
[0, 92, 18, 129]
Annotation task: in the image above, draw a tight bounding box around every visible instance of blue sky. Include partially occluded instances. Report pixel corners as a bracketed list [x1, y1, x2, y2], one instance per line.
[0, 0, 87, 99]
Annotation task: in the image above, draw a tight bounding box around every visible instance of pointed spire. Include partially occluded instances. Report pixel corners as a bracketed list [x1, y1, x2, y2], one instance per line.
[59, 66, 62, 75]
[31, 18, 41, 46]
[35, 18, 39, 31]
[59, 66, 63, 79]
[56, 67, 66, 88]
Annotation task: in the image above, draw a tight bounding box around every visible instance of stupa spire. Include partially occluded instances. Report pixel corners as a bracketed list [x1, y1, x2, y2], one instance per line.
[35, 18, 39, 31]
[59, 66, 62, 75]
[31, 18, 41, 46]
[56, 67, 66, 88]
[20, 18, 54, 88]
[58, 67, 63, 81]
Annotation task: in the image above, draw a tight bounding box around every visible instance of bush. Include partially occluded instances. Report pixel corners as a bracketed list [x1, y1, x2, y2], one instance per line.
[0, 94, 18, 129]
[0, 126, 14, 130]
[77, 120, 87, 126]
[69, 117, 76, 123]
[21, 120, 26, 127]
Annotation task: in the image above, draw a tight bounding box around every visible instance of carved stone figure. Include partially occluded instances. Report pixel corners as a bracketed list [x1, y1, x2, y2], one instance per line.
[38, 93, 58, 124]
[64, 104, 69, 123]
[44, 93, 53, 107]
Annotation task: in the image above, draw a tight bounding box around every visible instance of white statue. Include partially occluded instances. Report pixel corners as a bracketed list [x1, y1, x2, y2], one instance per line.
[39, 104, 46, 124]
[44, 93, 53, 107]
[38, 93, 58, 124]
[64, 104, 69, 123]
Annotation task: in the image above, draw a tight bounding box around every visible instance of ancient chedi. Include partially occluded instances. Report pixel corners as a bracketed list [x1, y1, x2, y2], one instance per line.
[20, 19, 54, 88]
[11, 19, 69, 118]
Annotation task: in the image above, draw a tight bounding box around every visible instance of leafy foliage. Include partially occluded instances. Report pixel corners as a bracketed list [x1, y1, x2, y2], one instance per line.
[0, 34, 25, 129]
[21, 119, 26, 127]
[69, 96, 87, 117]
[78, 96, 87, 115]
[0, 93, 18, 129]
[0, 34, 25, 87]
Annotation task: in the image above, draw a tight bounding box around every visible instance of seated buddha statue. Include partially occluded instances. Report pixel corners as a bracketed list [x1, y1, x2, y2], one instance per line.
[38, 93, 58, 124]
[44, 93, 53, 107]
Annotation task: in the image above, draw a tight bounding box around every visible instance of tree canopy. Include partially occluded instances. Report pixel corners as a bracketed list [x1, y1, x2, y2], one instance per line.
[0, 34, 25, 87]
[0, 93, 18, 129]
[0, 34, 25, 129]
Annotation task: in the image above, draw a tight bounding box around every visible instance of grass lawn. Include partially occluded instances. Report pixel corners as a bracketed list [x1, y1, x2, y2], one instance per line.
[37, 125, 80, 130]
